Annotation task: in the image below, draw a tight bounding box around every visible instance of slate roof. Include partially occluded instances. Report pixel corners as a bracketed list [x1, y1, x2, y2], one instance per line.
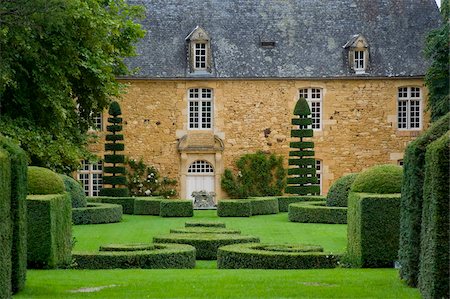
[125, 0, 441, 79]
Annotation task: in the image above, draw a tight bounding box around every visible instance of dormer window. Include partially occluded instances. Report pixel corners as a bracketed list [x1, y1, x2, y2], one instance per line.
[186, 26, 212, 74]
[344, 34, 369, 74]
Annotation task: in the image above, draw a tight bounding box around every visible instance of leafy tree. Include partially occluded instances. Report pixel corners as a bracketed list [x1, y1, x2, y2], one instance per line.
[221, 151, 286, 198]
[0, 0, 145, 173]
[424, 0, 449, 121]
[99, 101, 129, 197]
[285, 97, 320, 195]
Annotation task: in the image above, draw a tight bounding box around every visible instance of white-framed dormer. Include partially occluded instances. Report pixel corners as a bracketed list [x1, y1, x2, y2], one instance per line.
[343, 34, 369, 74]
[186, 26, 212, 74]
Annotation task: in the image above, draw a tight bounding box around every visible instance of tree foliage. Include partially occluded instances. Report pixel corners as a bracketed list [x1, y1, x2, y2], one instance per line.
[0, 0, 145, 173]
[424, 0, 449, 121]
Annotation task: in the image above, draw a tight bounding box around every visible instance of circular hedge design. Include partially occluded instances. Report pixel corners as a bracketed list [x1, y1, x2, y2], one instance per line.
[170, 227, 241, 234]
[28, 166, 65, 195]
[72, 203, 123, 225]
[350, 164, 403, 194]
[326, 173, 358, 207]
[60, 174, 87, 208]
[217, 243, 339, 269]
[99, 243, 156, 251]
[288, 201, 347, 224]
[185, 221, 226, 228]
[153, 233, 260, 260]
[72, 243, 196, 269]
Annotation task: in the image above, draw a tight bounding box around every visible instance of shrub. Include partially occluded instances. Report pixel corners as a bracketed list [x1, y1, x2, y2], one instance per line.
[326, 173, 358, 207]
[126, 158, 177, 198]
[160, 200, 193, 217]
[277, 196, 325, 212]
[218, 243, 339, 269]
[0, 137, 28, 293]
[286, 97, 320, 195]
[88, 196, 135, 214]
[249, 197, 279, 215]
[99, 244, 155, 251]
[418, 133, 449, 299]
[398, 113, 449, 287]
[153, 233, 260, 260]
[347, 192, 401, 267]
[133, 197, 162, 215]
[72, 203, 123, 225]
[27, 194, 72, 269]
[217, 200, 252, 217]
[60, 174, 87, 208]
[288, 201, 347, 224]
[72, 243, 196, 269]
[170, 227, 241, 234]
[27, 166, 65, 195]
[221, 151, 286, 198]
[0, 149, 12, 299]
[350, 164, 402, 194]
[185, 221, 226, 228]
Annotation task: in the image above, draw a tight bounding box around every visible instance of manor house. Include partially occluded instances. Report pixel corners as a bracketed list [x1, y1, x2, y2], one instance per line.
[78, 0, 441, 200]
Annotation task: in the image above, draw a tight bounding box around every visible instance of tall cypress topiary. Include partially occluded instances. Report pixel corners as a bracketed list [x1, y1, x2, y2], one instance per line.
[285, 97, 320, 195]
[99, 101, 129, 197]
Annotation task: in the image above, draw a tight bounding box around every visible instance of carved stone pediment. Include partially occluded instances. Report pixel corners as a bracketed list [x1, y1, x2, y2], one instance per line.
[177, 133, 224, 153]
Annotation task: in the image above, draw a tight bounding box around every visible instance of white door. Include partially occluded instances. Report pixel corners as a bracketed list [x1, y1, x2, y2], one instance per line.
[186, 160, 215, 201]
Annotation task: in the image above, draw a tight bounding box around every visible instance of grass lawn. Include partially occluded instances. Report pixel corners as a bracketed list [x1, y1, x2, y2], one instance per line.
[13, 211, 420, 298]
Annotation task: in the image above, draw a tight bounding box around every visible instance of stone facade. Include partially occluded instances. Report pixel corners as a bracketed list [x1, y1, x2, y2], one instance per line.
[91, 78, 427, 199]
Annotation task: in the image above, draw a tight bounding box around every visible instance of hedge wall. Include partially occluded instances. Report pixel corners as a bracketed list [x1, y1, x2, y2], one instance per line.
[288, 201, 347, 224]
[418, 133, 449, 299]
[27, 194, 72, 269]
[277, 195, 325, 212]
[0, 137, 28, 293]
[73, 243, 196, 269]
[99, 243, 155, 251]
[60, 174, 87, 208]
[170, 227, 241, 234]
[218, 243, 339, 269]
[249, 197, 279, 215]
[185, 221, 226, 228]
[0, 149, 12, 299]
[160, 200, 193, 217]
[347, 192, 401, 268]
[88, 196, 135, 214]
[399, 113, 449, 287]
[326, 173, 358, 207]
[72, 203, 123, 225]
[153, 233, 260, 260]
[133, 197, 162, 215]
[217, 200, 251, 217]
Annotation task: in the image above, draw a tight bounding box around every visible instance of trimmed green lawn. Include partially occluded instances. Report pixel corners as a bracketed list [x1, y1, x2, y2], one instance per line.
[13, 211, 420, 298]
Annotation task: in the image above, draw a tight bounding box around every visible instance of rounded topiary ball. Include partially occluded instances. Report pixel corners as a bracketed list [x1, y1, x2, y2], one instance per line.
[326, 173, 358, 207]
[60, 174, 87, 208]
[350, 164, 403, 194]
[27, 166, 65, 195]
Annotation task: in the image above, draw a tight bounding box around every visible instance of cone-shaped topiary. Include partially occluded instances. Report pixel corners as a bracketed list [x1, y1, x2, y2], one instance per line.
[99, 101, 129, 197]
[285, 97, 320, 195]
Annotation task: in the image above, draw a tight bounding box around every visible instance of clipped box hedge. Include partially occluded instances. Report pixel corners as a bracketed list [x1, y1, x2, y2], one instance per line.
[277, 196, 325, 212]
[27, 194, 72, 269]
[153, 233, 260, 260]
[88, 196, 135, 214]
[0, 149, 12, 299]
[72, 203, 123, 225]
[218, 243, 339, 269]
[347, 192, 401, 268]
[217, 200, 252, 217]
[288, 201, 347, 224]
[73, 243, 196, 269]
[160, 200, 193, 217]
[133, 197, 162, 215]
[185, 221, 226, 228]
[249, 197, 279, 215]
[170, 227, 241, 234]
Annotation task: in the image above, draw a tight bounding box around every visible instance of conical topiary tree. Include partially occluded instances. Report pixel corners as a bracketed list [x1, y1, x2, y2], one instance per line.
[285, 97, 320, 195]
[99, 101, 129, 197]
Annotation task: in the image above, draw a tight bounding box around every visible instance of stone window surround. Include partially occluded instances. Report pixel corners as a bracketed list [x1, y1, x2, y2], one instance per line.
[78, 160, 103, 197]
[188, 87, 214, 130]
[298, 87, 323, 131]
[397, 86, 422, 131]
[343, 34, 369, 75]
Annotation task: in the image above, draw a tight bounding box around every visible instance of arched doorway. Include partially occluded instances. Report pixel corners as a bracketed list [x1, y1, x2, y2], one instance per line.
[186, 160, 215, 201]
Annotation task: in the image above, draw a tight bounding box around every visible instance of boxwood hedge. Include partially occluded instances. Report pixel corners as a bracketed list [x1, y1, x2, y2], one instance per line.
[217, 243, 339, 269]
[217, 200, 251, 217]
[99, 243, 156, 251]
[153, 233, 260, 260]
[347, 192, 401, 268]
[277, 195, 325, 212]
[133, 197, 162, 215]
[249, 197, 279, 215]
[0, 149, 12, 299]
[185, 221, 226, 228]
[73, 243, 196, 269]
[60, 174, 87, 208]
[288, 201, 347, 224]
[170, 227, 241, 234]
[351, 164, 402, 194]
[27, 194, 72, 269]
[326, 173, 358, 207]
[72, 203, 123, 225]
[87, 196, 135, 214]
[27, 166, 65, 195]
[160, 200, 193, 217]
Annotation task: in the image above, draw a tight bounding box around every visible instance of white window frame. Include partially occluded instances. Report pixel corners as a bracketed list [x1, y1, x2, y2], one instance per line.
[354, 50, 365, 73]
[316, 160, 322, 195]
[188, 88, 213, 130]
[92, 112, 103, 131]
[77, 160, 103, 197]
[299, 88, 323, 130]
[188, 160, 214, 175]
[194, 42, 207, 70]
[397, 87, 422, 130]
